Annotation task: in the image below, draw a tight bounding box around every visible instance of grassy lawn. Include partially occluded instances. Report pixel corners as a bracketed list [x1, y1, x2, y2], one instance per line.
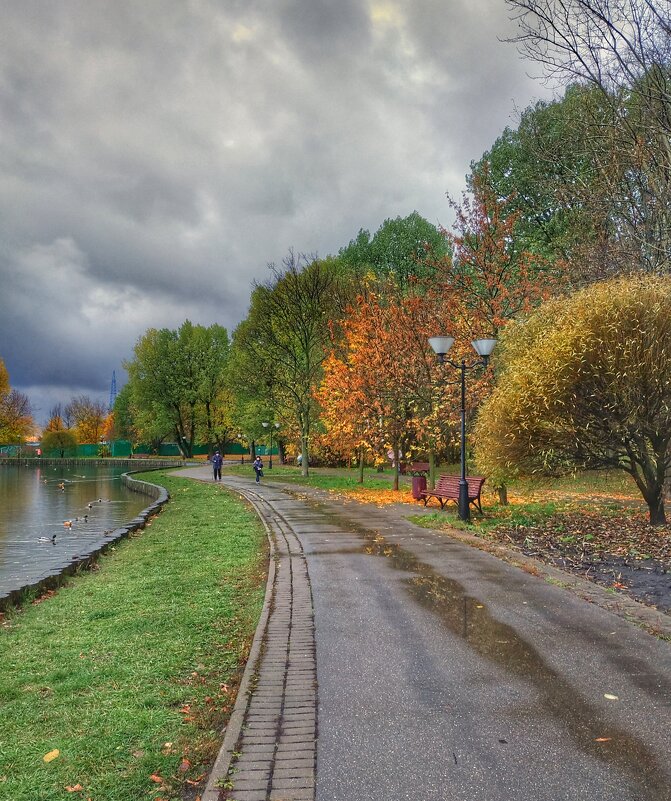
[0, 472, 267, 801]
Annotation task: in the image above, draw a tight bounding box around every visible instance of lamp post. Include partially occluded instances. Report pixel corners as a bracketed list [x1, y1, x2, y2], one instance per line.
[262, 422, 280, 469]
[428, 336, 497, 522]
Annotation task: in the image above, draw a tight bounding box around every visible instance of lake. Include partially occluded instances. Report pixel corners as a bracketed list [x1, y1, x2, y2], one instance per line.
[0, 463, 151, 602]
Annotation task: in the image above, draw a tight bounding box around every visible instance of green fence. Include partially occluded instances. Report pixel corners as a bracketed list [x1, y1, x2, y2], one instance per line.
[0, 441, 261, 458]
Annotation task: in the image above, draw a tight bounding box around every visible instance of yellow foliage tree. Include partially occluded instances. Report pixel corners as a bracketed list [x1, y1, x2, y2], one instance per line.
[0, 358, 34, 443]
[475, 276, 671, 524]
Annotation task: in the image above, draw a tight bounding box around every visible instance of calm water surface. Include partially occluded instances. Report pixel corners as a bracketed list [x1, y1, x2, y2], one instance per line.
[0, 464, 150, 598]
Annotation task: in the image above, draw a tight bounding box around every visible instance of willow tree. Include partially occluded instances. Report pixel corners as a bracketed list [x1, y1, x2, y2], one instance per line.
[475, 276, 671, 524]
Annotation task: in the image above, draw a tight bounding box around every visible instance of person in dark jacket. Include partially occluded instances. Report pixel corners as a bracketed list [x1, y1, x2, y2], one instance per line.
[253, 455, 263, 483]
[211, 450, 223, 481]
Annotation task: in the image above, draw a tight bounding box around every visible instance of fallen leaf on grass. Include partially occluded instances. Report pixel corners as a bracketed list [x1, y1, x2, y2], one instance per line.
[43, 749, 60, 763]
[65, 784, 84, 792]
[149, 773, 163, 783]
[178, 759, 191, 773]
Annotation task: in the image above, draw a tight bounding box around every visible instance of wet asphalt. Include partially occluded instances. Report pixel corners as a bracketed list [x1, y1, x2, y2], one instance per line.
[180, 468, 671, 801]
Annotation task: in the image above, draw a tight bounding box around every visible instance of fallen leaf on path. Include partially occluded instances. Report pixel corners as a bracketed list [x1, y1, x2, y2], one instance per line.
[595, 737, 612, 742]
[604, 693, 619, 700]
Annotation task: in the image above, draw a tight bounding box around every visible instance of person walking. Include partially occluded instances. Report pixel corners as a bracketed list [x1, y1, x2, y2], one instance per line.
[211, 450, 223, 482]
[253, 455, 263, 483]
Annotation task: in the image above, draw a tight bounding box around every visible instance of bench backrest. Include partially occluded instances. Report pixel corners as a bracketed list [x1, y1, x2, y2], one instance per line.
[434, 474, 485, 498]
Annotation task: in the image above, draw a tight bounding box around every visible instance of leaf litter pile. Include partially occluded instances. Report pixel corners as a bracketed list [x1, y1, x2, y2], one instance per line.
[485, 508, 671, 613]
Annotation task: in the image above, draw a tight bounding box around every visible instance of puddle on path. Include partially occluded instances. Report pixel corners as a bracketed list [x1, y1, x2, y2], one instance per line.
[291, 491, 671, 798]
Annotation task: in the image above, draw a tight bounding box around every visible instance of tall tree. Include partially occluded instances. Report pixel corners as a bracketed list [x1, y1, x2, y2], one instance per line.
[445, 165, 555, 336]
[231, 252, 346, 475]
[505, 0, 671, 275]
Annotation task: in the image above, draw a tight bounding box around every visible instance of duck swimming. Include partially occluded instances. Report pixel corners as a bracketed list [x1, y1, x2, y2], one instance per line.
[39, 534, 57, 543]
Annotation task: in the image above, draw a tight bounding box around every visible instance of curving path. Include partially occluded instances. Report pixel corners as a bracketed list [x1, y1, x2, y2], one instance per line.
[178, 467, 671, 801]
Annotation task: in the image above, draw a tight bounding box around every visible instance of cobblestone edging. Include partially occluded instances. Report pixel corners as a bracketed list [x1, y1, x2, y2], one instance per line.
[0, 471, 170, 612]
[203, 482, 317, 801]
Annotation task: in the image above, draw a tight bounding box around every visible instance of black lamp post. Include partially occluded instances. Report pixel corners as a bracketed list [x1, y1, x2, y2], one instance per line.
[428, 336, 497, 521]
[262, 422, 280, 469]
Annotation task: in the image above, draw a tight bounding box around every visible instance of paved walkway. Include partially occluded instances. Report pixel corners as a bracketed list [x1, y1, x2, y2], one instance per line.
[178, 468, 671, 801]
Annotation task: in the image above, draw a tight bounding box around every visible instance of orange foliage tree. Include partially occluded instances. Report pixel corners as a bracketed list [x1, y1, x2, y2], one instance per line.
[444, 165, 555, 338]
[318, 282, 479, 489]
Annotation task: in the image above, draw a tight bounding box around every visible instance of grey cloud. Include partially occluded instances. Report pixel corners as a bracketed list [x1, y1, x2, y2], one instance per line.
[0, 0, 549, 424]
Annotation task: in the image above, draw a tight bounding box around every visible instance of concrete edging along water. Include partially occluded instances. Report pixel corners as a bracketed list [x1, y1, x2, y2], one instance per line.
[0, 467, 173, 612]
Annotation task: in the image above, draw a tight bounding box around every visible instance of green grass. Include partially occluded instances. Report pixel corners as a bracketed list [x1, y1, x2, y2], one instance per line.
[0, 472, 267, 801]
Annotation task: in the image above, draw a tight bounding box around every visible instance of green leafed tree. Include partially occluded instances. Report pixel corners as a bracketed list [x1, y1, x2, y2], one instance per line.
[41, 429, 78, 458]
[230, 252, 347, 475]
[503, 0, 671, 277]
[474, 275, 671, 524]
[124, 321, 230, 457]
[339, 212, 449, 288]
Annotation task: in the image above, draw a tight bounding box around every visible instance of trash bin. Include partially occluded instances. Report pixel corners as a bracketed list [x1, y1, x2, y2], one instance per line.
[411, 475, 427, 500]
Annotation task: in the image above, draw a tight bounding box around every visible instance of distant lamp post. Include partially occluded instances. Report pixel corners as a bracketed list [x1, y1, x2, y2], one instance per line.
[262, 422, 280, 469]
[428, 336, 497, 521]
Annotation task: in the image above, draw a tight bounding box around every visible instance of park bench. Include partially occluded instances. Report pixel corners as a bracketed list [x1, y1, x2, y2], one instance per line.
[419, 474, 486, 513]
[399, 461, 430, 476]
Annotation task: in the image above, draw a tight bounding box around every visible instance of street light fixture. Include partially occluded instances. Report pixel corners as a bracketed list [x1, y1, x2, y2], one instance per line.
[261, 422, 280, 469]
[428, 336, 497, 521]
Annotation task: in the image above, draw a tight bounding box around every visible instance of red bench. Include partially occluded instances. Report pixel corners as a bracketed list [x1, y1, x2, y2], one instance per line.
[419, 474, 486, 513]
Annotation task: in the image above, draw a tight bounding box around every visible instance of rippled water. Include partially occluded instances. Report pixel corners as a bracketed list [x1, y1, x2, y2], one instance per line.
[0, 463, 150, 599]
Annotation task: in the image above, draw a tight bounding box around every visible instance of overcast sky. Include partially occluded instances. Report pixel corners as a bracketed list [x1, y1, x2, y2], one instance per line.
[0, 0, 552, 425]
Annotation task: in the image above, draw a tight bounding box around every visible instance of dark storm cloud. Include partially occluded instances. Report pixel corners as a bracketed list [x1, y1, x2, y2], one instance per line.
[0, 0, 550, 423]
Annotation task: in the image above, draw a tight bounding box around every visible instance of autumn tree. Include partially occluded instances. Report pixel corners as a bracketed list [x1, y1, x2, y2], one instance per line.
[0, 358, 34, 443]
[445, 164, 556, 337]
[475, 276, 671, 524]
[318, 282, 480, 489]
[64, 395, 108, 444]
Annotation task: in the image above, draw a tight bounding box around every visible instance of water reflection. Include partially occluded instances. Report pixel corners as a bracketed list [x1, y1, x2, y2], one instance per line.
[0, 464, 149, 598]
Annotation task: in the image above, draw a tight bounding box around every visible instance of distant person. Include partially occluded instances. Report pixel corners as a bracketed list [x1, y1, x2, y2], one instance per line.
[211, 450, 223, 482]
[253, 455, 263, 483]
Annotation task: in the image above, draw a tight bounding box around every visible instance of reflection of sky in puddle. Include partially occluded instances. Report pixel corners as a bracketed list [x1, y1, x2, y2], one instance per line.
[0, 465, 149, 596]
[296, 493, 670, 798]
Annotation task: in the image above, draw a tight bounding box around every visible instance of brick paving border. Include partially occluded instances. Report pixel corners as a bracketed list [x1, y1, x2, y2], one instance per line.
[202, 481, 317, 801]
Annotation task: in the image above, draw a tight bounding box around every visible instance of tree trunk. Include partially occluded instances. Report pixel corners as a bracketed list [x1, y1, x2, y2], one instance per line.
[428, 450, 436, 490]
[497, 484, 509, 505]
[393, 444, 400, 491]
[647, 494, 666, 525]
[358, 445, 364, 483]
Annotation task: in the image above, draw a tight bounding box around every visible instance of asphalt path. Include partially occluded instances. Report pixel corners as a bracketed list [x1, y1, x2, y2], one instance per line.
[181, 468, 671, 800]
